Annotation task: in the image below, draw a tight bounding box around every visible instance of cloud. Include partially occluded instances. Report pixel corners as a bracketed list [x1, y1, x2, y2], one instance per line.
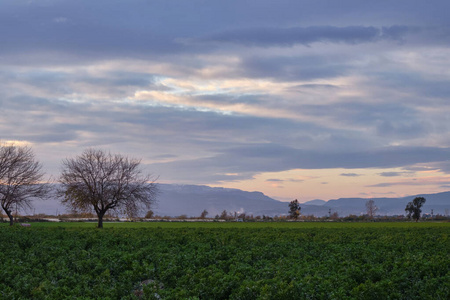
[359, 191, 396, 196]
[340, 173, 362, 177]
[200, 26, 414, 47]
[240, 55, 348, 81]
[148, 144, 450, 183]
[437, 161, 450, 174]
[266, 178, 304, 183]
[378, 172, 412, 177]
[290, 84, 340, 90]
[367, 176, 450, 188]
[53, 17, 68, 23]
[266, 179, 283, 182]
[1, 1, 449, 64]
[0, 8, 185, 62]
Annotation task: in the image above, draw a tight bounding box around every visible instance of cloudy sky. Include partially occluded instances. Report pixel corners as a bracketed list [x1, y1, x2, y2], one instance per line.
[2, 0, 450, 201]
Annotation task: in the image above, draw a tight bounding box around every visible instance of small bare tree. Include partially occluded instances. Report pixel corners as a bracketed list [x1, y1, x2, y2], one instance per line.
[220, 210, 228, 220]
[145, 210, 154, 219]
[200, 209, 208, 219]
[59, 149, 158, 228]
[0, 144, 48, 226]
[365, 200, 378, 219]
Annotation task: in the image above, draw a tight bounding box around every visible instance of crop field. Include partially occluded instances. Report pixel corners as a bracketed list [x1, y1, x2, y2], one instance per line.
[0, 222, 449, 299]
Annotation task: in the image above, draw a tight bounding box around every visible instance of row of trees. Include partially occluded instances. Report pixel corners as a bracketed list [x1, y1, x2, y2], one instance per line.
[288, 198, 427, 222]
[0, 144, 158, 228]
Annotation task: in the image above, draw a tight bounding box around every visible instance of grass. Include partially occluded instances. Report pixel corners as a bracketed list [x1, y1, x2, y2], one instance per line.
[1, 220, 448, 299]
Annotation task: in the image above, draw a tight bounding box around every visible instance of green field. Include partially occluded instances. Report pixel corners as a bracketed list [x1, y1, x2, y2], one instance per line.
[0, 222, 449, 299]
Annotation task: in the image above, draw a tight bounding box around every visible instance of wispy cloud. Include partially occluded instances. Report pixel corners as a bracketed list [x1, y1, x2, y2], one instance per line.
[367, 176, 450, 188]
[340, 173, 363, 177]
[198, 26, 415, 47]
[378, 172, 413, 177]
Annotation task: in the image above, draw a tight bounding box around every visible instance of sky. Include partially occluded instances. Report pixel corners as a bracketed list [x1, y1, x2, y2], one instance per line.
[1, 0, 450, 202]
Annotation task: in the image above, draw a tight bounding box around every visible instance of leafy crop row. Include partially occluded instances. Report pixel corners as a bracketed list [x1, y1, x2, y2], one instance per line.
[0, 223, 448, 299]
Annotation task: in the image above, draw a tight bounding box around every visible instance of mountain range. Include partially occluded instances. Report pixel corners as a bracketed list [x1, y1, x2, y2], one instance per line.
[154, 184, 450, 217]
[26, 184, 450, 217]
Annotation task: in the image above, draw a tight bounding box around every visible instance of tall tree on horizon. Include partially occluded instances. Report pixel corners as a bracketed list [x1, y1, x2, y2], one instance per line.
[405, 197, 426, 222]
[289, 199, 301, 219]
[365, 199, 378, 219]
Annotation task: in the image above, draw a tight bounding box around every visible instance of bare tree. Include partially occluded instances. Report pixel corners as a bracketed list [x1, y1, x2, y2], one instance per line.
[220, 210, 228, 219]
[365, 200, 378, 219]
[200, 209, 208, 219]
[0, 144, 48, 226]
[330, 211, 339, 219]
[59, 149, 158, 228]
[145, 210, 154, 219]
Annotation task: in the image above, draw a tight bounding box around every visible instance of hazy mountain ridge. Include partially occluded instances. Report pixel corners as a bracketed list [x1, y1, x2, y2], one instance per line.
[155, 185, 449, 217]
[302, 199, 327, 206]
[22, 184, 450, 217]
[154, 184, 286, 217]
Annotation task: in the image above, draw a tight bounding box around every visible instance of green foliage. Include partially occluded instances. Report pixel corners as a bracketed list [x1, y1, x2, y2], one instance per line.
[0, 222, 448, 299]
[405, 197, 426, 222]
[288, 199, 301, 219]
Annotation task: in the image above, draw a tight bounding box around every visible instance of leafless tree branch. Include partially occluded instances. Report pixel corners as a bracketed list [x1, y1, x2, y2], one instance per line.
[0, 144, 49, 225]
[59, 149, 158, 228]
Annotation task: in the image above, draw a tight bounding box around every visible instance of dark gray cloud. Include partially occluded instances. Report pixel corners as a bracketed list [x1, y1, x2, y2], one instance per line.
[340, 173, 362, 177]
[266, 178, 303, 183]
[0, 2, 188, 60]
[300, 101, 431, 139]
[0, 70, 165, 97]
[437, 162, 450, 174]
[222, 144, 450, 170]
[148, 144, 450, 183]
[1, 1, 448, 64]
[0, 96, 126, 144]
[289, 84, 339, 90]
[370, 71, 450, 104]
[240, 55, 348, 81]
[367, 179, 450, 188]
[195, 93, 264, 105]
[201, 26, 414, 47]
[378, 172, 411, 177]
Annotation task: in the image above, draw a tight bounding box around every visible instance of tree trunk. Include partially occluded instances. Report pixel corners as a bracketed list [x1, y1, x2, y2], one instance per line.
[97, 210, 106, 228]
[5, 209, 14, 226]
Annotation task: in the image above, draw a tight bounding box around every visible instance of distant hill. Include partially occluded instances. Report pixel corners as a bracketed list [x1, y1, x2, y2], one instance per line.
[154, 184, 286, 217]
[22, 184, 450, 217]
[302, 199, 326, 206]
[153, 185, 450, 217]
